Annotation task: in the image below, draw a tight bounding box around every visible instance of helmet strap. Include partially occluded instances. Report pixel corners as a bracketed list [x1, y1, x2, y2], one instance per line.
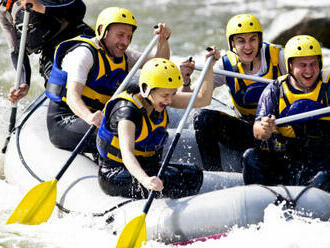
[100, 39, 109, 53]
[250, 61, 254, 71]
[140, 84, 151, 98]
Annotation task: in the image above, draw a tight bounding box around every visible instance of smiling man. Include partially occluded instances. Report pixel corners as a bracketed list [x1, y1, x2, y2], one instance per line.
[243, 35, 330, 192]
[180, 14, 286, 171]
[45, 7, 171, 154]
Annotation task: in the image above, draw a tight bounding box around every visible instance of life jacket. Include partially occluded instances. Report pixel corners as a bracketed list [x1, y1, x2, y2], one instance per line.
[223, 42, 281, 118]
[97, 91, 169, 165]
[46, 35, 128, 111]
[277, 70, 330, 138]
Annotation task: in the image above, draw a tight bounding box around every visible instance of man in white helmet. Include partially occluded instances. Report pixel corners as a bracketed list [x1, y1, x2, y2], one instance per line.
[46, 7, 172, 154]
[243, 35, 330, 192]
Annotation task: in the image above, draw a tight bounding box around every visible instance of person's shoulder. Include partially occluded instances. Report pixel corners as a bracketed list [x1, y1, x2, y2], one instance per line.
[263, 41, 282, 49]
[266, 79, 281, 91]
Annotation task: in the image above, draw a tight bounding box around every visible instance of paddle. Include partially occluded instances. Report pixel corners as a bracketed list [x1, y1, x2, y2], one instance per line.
[116, 55, 215, 248]
[6, 34, 161, 225]
[275, 106, 330, 125]
[194, 64, 274, 84]
[2, 4, 32, 154]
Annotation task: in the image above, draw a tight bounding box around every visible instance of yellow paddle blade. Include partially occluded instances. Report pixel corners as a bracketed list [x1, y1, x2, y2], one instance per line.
[6, 180, 57, 225]
[116, 213, 147, 248]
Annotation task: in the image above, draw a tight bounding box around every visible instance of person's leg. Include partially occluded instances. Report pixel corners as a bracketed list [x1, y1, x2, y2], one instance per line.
[298, 157, 330, 192]
[161, 163, 203, 198]
[47, 101, 98, 153]
[193, 109, 222, 171]
[216, 114, 254, 152]
[242, 148, 289, 185]
[242, 148, 266, 185]
[98, 161, 151, 199]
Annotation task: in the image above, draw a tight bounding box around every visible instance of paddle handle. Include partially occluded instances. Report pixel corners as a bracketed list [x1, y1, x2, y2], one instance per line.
[55, 125, 96, 181]
[142, 55, 214, 215]
[13, 4, 31, 106]
[112, 34, 160, 98]
[275, 106, 330, 125]
[195, 64, 274, 84]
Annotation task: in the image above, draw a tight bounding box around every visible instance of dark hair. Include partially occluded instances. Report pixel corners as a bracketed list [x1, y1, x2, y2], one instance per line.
[126, 83, 140, 94]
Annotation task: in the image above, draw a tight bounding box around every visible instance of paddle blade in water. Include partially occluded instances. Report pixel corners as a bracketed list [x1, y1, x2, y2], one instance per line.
[6, 180, 57, 225]
[116, 213, 147, 248]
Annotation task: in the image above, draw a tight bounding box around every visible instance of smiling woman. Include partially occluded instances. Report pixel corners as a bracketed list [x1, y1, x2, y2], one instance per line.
[97, 53, 218, 199]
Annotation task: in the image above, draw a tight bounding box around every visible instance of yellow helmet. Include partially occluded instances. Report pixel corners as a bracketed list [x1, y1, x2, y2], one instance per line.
[139, 58, 183, 97]
[95, 7, 137, 40]
[284, 35, 322, 72]
[226, 14, 263, 51]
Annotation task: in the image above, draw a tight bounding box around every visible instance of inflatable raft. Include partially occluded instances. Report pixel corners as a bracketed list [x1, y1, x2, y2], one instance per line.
[4, 94, 330, 244]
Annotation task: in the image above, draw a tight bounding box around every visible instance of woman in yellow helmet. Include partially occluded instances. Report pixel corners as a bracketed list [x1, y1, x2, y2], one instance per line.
[181, 14, 286, 171]
[46, 7, 172, 154]
[243, 35, 330, 192]
[97, 49, 219, 199]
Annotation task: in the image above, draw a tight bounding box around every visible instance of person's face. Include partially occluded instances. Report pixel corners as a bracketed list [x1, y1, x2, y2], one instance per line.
[231, 32, 260, 63]
[103, 23, 133, 58]
[148, 88, 177, 112]
[290, 56, 320, 90]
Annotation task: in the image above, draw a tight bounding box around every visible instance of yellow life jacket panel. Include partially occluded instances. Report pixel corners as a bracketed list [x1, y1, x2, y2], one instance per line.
[278, 70, 330, 138]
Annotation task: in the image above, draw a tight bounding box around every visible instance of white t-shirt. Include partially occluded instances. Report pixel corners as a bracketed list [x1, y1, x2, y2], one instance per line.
[61, 37, 141, 86]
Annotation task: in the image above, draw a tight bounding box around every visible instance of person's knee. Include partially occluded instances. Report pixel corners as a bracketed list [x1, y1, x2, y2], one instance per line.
[98, 164, 131, 196]
[182, 165, 203, 193]
[193, 109, 217, 131]
[163, 164, 203, 198]
[242, 148, 262, 184]
[242, 148, 256, 169]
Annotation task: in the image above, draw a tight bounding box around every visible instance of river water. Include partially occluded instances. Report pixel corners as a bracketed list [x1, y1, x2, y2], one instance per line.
[1, 0, 330, 247]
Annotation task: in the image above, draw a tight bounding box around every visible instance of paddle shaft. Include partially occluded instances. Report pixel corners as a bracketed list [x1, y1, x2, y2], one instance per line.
[2, 5, 31, 153]
[275, 106, 330, 125]
[143, 55, 214, 215]
[113, 34, 160, 97]
[55, 125, 96, 180]
[195, 64, 274, 84]
[56, 34, 161, 180]
[196, 64, 330, 126]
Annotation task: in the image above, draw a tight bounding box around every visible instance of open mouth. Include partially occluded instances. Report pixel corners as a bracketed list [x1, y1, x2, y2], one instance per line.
[159, 103, 166, 110]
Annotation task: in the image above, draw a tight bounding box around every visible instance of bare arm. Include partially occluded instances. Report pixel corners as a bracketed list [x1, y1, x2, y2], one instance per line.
[170, 47, 220, 109]
[118, 120, 164, 191]
[152, 23, 171, 59]
[126, 23, 171, 70]
[66, 82, 103, 128]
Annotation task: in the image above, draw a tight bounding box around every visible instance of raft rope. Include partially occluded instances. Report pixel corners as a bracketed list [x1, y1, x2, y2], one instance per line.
[260, 184, 314, 210]
[14, 92, 135, 218]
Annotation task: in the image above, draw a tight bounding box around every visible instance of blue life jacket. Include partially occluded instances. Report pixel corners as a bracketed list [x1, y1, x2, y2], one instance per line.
[46, 35, 128, 111]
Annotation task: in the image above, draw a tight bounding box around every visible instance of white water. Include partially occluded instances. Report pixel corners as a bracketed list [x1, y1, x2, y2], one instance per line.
[1, 0, 330, 247]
